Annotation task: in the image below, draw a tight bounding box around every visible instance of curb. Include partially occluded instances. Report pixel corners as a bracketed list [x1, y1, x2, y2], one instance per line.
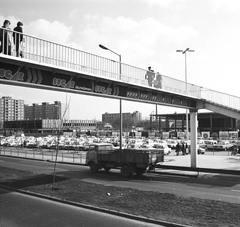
[1, 154, 240, 177]
[0, 184, 190, 227]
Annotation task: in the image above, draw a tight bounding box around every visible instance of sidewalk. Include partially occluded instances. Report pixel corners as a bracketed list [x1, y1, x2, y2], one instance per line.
[1, 148, 240, 176]
[163, 154, 240, 170]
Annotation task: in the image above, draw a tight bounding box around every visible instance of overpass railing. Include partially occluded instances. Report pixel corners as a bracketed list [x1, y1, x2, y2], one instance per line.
[1, 28, 240, 111]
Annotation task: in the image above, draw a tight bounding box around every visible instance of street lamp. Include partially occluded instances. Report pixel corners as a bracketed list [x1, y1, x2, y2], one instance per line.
[176, 48, 195, 141]
[99, 44, 122, 78]
[99, 44, 123, 150]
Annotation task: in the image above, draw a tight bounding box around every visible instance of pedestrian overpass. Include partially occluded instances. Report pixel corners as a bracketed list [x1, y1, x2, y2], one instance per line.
[1, 29, 240, 167]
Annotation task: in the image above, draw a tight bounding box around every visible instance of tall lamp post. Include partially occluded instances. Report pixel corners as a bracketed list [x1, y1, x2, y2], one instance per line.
[99, 44, 123, 150]
[99, 44, 122, 80]
[176, 48, 194, 141]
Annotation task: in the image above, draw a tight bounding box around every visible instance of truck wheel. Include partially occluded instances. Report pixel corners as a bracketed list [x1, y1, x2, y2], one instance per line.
[136, 168, 146, 176]
[90, 162, 98, 173]
[104, 167, 111, 172]
[121, 164, 132, 178]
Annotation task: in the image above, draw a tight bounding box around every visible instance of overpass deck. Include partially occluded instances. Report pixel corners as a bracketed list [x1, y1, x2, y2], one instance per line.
[0, 27, 240, 117]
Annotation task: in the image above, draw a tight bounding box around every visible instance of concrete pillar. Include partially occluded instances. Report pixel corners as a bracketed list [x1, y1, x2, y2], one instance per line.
[190, 109, 198, 168]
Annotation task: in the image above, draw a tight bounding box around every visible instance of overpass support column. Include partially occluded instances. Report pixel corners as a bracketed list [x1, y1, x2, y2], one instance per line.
[190, 109, 198, 168]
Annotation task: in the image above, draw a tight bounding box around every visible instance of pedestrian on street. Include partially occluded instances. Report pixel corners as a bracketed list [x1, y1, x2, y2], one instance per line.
[176, 142, 181, 156]
[182, 143, 186, 155]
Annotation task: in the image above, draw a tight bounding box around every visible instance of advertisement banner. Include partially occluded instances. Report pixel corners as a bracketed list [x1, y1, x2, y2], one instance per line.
[201, 131, 210, 139]
[0, 62, 193, 109]
[149, 132, 155, 138]
[228, 131, 238, 139]
[162, 132, 169, 139]
[219, 131, 229, 139]
[177, 131, 185, 139]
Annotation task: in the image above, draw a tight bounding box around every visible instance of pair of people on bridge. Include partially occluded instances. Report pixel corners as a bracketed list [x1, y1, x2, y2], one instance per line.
[0, 20, 24, 57]
[145, 66, 163, 89]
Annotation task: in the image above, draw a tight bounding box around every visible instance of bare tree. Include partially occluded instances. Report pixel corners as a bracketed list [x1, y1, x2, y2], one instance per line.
[52, 95, 71, 190]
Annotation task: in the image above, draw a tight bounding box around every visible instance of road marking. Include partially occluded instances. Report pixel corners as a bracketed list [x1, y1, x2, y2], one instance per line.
[231, 190, 240, 193]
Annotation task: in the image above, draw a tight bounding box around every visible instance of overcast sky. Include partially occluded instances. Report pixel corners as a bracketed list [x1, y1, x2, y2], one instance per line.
[1, 0, 240, 120]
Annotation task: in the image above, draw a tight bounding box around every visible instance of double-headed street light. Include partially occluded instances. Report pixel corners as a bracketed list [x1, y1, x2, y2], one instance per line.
[99, 44, 123, 150]
[176, 48, 195, 141]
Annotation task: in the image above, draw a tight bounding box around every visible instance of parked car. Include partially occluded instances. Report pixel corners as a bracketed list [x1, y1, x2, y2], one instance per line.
[188, 145, 205, 154]
[214, 141, 234, 151]
[153, 143, 171, 155]
[197, 145, 205, 154]
[205, 140, 218, 150]
[166, 139, 178, 149]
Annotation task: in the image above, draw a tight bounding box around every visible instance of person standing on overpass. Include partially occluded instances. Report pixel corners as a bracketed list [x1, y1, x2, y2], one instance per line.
[13, 21, 24, 57]
[0, 20, 12, 55]
[145, 66, 155, 87]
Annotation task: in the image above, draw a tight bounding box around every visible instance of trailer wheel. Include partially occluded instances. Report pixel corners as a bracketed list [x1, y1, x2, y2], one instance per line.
[135, 168, 146, 176]
[90, 162, 98, 173]
[121, 164, 132, 178]
[104, 167, 111, 172]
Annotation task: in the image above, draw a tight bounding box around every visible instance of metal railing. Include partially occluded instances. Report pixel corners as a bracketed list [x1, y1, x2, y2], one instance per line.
[0, 146, 86, 164]
[1, 27, 240, 111]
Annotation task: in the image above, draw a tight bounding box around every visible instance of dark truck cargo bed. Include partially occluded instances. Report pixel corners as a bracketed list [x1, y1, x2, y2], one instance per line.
[86, 143, 164, 177]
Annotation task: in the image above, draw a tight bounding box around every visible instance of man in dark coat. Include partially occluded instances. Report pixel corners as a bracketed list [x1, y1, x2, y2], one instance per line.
[176, 142, 181, 156]
[0, 20, 11, 55]
[13, 21, 23, 57]
[181, 143, 186, 155]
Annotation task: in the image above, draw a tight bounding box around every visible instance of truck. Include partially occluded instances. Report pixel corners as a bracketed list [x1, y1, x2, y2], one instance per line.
[85, 143, 164, 178]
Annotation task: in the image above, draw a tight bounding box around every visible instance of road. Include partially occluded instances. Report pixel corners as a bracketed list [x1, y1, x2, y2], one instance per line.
[1, 156, 240, 204]
[0, 187, 162, 227]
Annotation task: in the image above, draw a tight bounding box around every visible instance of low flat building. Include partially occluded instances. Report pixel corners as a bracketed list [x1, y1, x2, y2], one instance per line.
[3, 119, 97, 136]
[150, 112, 239, 139]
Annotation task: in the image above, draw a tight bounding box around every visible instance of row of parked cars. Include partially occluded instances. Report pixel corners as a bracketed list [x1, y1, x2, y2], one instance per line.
[1, 135, 238, 154]
[197, 139, 237, 151]
[0, 135, 183, 154]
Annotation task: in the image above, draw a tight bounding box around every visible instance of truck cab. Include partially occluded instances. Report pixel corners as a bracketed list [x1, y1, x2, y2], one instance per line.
[86, 143, 115, 165]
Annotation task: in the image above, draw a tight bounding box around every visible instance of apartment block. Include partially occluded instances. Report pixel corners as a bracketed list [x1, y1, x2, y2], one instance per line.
[0, 96, 24, 128]
[24, 101, 68, 120]
[102, 111, 142, 124]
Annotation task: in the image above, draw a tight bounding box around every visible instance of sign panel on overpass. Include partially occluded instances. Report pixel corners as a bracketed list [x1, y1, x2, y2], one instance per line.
[0, 60, 197, 109]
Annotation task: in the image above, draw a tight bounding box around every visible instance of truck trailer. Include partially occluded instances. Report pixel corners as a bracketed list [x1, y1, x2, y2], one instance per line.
[85, 143, 164, 177]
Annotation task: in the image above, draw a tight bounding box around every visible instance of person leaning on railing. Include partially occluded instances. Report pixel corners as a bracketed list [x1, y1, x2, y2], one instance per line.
[0, 19, 12, 55]
[13, 21, 24, 57]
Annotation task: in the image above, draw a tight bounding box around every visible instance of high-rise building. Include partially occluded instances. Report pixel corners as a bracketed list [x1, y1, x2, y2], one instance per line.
[24, 101, 69, 120]
[0, 96, 24, 129]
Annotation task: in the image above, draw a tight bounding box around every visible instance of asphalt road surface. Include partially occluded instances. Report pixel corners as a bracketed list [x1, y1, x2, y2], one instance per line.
[0, 188, 163, 227]
[1, 156, 240, 204]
